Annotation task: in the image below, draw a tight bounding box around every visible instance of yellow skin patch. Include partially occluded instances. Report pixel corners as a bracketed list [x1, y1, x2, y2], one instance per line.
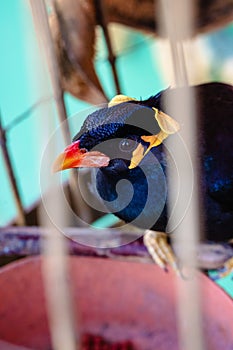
[108, 94, 136, 107]
[129, 108, 180, 169]
[128, 143, 145, 169]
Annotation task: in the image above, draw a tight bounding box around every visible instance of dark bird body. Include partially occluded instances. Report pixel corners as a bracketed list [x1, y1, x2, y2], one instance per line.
[56, 82, 233, 245]
[195, 83, 233, 241]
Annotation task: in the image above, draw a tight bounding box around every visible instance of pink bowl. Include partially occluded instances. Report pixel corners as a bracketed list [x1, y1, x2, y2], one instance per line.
[0, 256, 232, 350]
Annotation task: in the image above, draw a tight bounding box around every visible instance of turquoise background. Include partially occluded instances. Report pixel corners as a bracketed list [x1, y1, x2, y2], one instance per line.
[0, 1, 232, 297]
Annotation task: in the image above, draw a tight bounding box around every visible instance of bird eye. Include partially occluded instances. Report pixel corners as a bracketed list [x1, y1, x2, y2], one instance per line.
[119, 137, 137, 152]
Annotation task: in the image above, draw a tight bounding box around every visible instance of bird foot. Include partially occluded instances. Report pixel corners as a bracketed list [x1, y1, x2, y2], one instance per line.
[143, 230, 181, 276]
[213, 257, 233, 279]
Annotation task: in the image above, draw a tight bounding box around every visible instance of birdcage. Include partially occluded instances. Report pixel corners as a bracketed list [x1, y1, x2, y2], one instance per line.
[0, 1, 233, 349]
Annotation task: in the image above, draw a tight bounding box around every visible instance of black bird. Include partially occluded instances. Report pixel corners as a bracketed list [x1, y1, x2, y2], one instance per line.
[54, 82, 233, 273]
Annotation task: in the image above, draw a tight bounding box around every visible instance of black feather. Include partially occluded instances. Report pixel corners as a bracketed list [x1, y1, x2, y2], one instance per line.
[73, 82, 233, 242]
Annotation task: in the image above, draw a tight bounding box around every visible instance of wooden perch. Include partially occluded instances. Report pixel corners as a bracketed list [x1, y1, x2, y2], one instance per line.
[0, 226, 232, 269]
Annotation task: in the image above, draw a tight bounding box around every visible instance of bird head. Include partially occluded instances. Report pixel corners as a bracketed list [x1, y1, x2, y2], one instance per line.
[53, 94, 180, 174]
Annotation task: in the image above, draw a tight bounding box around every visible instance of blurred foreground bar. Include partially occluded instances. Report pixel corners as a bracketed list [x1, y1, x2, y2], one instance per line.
[158, 0, 227, 348]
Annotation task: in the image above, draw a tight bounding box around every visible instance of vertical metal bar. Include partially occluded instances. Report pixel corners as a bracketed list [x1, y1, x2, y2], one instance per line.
[29, 1, 78, 350]
[158, 1, 205, 349]
[30, 0, 70, 142]
[94, 0, 122, 95]
[0, 112, 26, 226]
[30, 0, 92, 225]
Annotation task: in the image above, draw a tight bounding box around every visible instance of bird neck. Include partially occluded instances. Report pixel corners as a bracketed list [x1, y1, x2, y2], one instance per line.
[96, 152, 168, 230]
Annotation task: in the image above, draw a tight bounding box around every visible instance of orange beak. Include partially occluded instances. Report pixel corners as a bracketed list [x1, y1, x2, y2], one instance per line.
[53, 140, 110, 172]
